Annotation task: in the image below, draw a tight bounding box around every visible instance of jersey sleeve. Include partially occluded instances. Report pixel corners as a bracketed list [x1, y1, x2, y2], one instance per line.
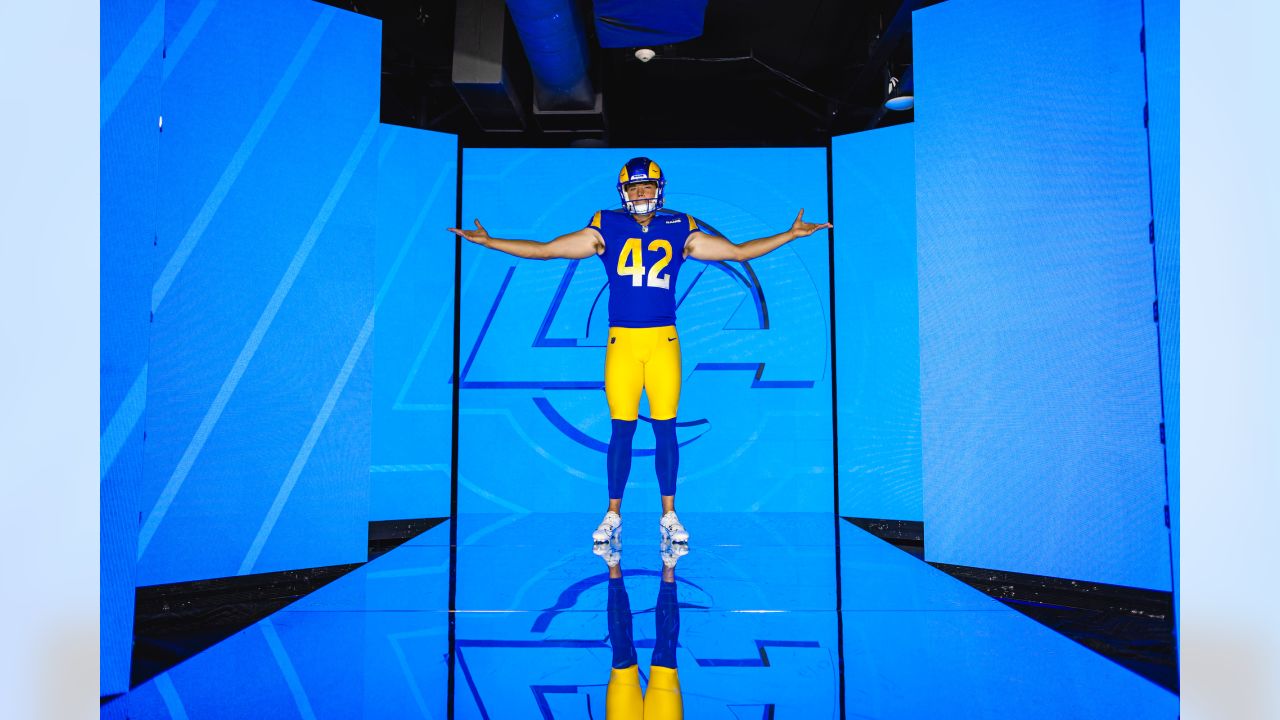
[687, 214, 719, 237]
[587, 211, 603, 231]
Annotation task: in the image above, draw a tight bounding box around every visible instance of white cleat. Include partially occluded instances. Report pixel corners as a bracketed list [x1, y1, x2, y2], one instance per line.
[594, 538, 622, 567]
[659, 511, 689, 543]
[592, 510, 622, 543]
[659, 538, 688, 568]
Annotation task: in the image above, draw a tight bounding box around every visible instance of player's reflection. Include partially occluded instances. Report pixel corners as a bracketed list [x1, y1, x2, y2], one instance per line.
[597, 538, 688, 719]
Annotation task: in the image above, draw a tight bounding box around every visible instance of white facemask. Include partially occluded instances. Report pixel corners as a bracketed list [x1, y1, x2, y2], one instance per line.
[627, 197, 658, 215]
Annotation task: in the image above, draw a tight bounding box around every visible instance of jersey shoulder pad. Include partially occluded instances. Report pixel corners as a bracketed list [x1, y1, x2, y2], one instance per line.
[655, 210, 692, 231]
[596, 208, 633, 227]
[686, 214, 719, 236]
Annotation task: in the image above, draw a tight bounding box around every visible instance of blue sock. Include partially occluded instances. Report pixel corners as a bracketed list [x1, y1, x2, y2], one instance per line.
[608, 577, 637, 669]
[651, 580, 680, 668]
[653, 418, 678, 497]
[608, 419, 637, 500]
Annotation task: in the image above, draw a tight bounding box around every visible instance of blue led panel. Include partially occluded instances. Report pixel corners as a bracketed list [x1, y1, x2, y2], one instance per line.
[1143, 0, 1179, 616]
[840, 525, 1177, 717]
[914, 0, 1171, 589]
[833, 125, 923, 522]
[459, 148, 831, 513]
[101, 0, 160, 694]
[138, 0, 381, 584]
[371, 125, 457, 521]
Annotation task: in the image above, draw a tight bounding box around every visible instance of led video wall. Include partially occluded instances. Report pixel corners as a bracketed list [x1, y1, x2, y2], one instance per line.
[101, 0, 161, 694]
[833, 123, 923, 522]
[371, 125, 457, 521]
[137, 0, 381, 585]
[1143, 0, 1180, 607]
[914, 0, 1172, 590]
[459, 148, 832, 515]
[103, 8, 465, 701]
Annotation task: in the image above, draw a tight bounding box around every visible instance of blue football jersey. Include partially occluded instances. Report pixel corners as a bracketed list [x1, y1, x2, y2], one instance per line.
[589, 209, 713, 328]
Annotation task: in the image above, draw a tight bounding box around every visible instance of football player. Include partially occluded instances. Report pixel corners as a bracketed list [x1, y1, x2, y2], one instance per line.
[449, 157, 831, 545]
[601, 543, 685, 720]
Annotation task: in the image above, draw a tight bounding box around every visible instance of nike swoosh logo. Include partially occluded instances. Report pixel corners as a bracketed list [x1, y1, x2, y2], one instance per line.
[667, 337, 677, 342]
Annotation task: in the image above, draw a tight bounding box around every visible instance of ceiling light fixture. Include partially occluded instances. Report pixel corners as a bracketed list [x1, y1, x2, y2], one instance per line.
[885, 64, 914, 111]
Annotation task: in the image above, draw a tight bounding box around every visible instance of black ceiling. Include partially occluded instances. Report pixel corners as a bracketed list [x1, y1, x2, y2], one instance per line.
[319, 0, 924, 147]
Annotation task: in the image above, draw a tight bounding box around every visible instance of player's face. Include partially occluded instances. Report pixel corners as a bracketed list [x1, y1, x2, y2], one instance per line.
[623, 181, 659, 217]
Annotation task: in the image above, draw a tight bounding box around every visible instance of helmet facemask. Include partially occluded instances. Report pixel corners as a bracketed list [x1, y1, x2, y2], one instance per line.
[616, 157, 667, 216]
[621, 182, 661, 215]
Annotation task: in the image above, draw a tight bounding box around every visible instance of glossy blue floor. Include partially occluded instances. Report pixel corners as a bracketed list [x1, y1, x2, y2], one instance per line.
[107, 514, 1176, 718]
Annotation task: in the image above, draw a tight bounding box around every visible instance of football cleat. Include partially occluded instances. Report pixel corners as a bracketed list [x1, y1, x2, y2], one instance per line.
[593, 510, 622, 543]
[594, 537, 622, 567]
[659, 511, 689, 543]
[659, 537, 688, 568]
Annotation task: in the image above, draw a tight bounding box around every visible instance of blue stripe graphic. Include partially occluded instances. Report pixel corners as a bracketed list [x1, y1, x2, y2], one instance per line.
[693, 362, 814, 389]
[153, 673, 190, 720]
[239, 304, 375, 574]
[150, 8, 334, 314]
[394, 246, 479, 409]
[375, 160, 454, 308]
[459, 265, 516, 383]
[371, 463, 449, 473]
[97, 0, 221, 486]
[101, 0, 162, 127]
[387, 631, 439, 718]
[100, 363, 146, 478]
[240, 150, 451, 572]
[261, 619, 318, 720]
[162, 0, 218, 81]
[532, 260, 582, 347]
[462, 381, 603, 389]
[138, 114, 380, 561]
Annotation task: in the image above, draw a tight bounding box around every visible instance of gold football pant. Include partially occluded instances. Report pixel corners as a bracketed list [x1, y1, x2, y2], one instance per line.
[605, 326, 682, 421]
[605, 665, 683, 720]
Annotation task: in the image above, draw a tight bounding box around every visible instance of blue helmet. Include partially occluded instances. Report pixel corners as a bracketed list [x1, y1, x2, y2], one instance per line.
[616, 156, 667, 215]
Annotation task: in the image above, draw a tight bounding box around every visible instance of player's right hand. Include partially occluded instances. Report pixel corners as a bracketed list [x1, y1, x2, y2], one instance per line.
[447, 219, 491, 246]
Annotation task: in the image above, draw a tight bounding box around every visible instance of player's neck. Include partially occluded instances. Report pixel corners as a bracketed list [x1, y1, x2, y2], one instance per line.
[632, 212, 654, 226]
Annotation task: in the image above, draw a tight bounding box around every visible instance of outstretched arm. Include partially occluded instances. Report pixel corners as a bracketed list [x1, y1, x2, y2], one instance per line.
[685, 210, 832, 262]
[447, 219, 603, 260]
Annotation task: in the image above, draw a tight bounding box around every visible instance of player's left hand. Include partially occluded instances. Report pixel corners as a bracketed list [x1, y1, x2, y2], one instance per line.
[790, 209, 833, 239]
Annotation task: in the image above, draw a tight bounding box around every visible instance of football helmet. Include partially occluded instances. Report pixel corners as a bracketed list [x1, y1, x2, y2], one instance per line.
[616, 156, 666, 215]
